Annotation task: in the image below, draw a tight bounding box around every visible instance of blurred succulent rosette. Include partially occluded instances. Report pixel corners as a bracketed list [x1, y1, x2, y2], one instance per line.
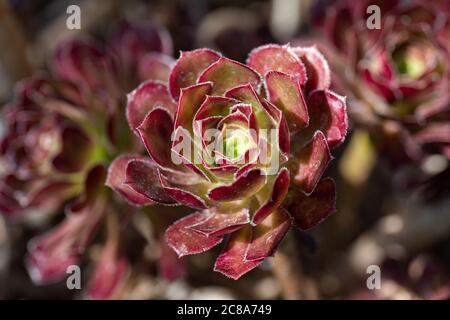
[0, 21, 178, 298]
[313, 0, 450, 165]
[108, 43, 347, 279]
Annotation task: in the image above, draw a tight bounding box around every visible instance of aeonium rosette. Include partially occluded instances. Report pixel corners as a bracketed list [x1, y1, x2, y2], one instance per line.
[0, 21, 181, 298]
[314, 0, 450, 163]
[108, 44, 347, 279]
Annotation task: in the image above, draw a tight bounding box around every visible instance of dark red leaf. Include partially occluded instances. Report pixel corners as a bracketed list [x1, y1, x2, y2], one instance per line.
[165, 212, 223, 257]
[288, 178, 336, 230]
[214, 225, 263, 280]
[246, 208, 291, 261]
[169, 49, 221, 99]
[290, 131, 332, 194]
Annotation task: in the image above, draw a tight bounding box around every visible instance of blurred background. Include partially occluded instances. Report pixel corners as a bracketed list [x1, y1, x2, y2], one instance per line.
[0, 0, 449, 300]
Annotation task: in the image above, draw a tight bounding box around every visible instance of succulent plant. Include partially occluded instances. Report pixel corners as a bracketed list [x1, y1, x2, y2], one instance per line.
[314, 0, 450, 164]
[108, 44, 347, 279]
[0, 21, 178, 298]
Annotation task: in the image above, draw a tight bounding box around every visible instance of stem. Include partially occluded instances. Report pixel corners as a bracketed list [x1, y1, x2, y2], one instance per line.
[271, 233, 319, 300]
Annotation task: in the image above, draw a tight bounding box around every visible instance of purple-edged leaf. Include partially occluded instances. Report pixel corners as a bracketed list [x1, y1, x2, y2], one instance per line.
[306, 90, 348, 149]
[127, 80, 176, 133]
[362, 68, 396, 102]
[138, 53, 174, 82]
[52, 126, 92, 173]
[125, 159, 176, 204]
[171, 126, 212, 181]
[110, 21, 172, 62]
[247, 44, 307, 85]
[288, 178, 336, 230]
[291, 131, 332, 194]
[53, 38, 116, 91]
[214, 225, 263, 280]
[86, 245, 128, 300]
[198, 57, 261, 95]
[79, 164, 107, 207]
[265, 71, 308, 131]
[231, 103, 253, 119]
[137, 107, 176, 169]
[157, 239, 186, 281]
[194, 96, 237, 121]
[194, 116, 222, 146]
[169, 49, 221, 99]
[225, 84, 262, 108]
[293, 46, 330, 93]
[207, 168, 266, 202]
[261, 100, 290, 156]
[188, 208, 249, 237]
[165, 212, 223, 257]
[159, 172, 207, 209]
[217, 110, 249, 130]
[106, 154, 156, 206]
[26, 233, 79, 284]
[252, 168, 290, 225]
[174, 82, 212, 132]
[26, 200, 104, 284]
[26, 169, 108, 284]
[225, 84, 274, 129]
[18, 179, 76, 209]
[246, 208, 291, 261]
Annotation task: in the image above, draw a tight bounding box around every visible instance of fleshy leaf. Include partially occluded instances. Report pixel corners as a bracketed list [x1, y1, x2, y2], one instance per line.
[127, 80, 176, 134]
[261, 99, 290, 156]
[174, 82, 212, 132]
[288, 178, 336, 230]
[137, 107, 176, 169]
[159, 172, 207, 209]
[86, 245, 127, 300]
[291, 131, 332, 194]
[165, 212, 223, 257]
[207, 168, 266, 201]
[246, 208, 291, 261]
[15, 179, 76, 211]
[265, 71, 308, 131]
[169, 49, 221, 99]
[252, 167, 290, 224]
[305, 90, 347, 149]
[157, 239, 186, 281]
[194, 95, 238, 121]
[125, 158, 176, 204]
[214, 225, 263, 280]
[247, 44, 307, 85]
[106, 154, 156, 206]
[26, 235, 79, 284]
[52, 126, 92, 173]
[198, 57, 261, 95]
[138, 53, 174, 82]
[225, 84, 274, 129]
[188, 208, 249, 237]
[53, 38, 116, 91]
[110, 21, 172, 62]
[171, 126, 212, 181]
[293, 46, 331, 93]
[78, 164, 108, 207]
[26, 167, 107, 285]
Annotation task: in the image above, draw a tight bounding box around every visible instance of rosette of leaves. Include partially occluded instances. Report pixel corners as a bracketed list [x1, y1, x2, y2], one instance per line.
[0, 21, 180, 298]
[108, 44, 347, 279]
[314, 0, 450, 163]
